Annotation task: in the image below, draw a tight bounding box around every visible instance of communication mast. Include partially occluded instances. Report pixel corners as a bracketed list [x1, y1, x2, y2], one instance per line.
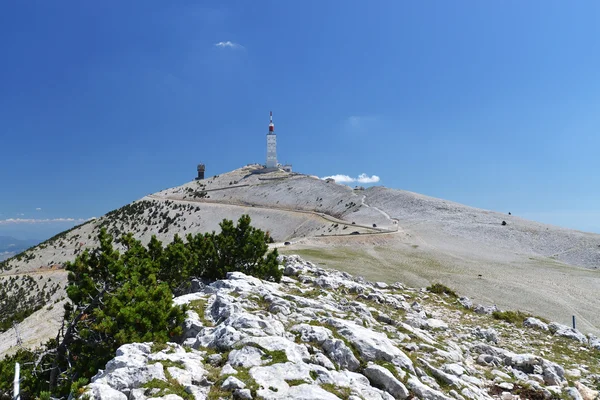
[266, 111, 277, 168]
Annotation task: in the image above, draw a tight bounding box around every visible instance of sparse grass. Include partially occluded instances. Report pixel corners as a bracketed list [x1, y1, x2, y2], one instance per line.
[321, 383, 351, 399]
[143, 369, 193, 400]
[285, 379, 307, 386]
[206, 366, 259, 399]
[150, 342, 169, 353]
[374, 360, 402, 381]
[149, 359, 184, 369]
[249, 295, 271, 311]
[259, 348, 288, 365]
[188, 298, 213, 326]
[545, 337, 600, 374]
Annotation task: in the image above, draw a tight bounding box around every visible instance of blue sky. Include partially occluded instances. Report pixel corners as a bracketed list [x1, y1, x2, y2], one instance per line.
[1, 1, 599, 240]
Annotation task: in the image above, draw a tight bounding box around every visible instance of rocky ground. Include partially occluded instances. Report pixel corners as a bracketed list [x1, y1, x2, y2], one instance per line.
[86, 256, 600, 400]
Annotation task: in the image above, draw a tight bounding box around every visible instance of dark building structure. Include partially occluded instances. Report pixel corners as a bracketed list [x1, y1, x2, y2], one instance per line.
[196, 164, 205, 180]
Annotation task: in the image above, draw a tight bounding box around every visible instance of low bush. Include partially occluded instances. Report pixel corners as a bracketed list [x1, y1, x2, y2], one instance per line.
[492, 310, 529, 324]
[426, 283, 458, 298]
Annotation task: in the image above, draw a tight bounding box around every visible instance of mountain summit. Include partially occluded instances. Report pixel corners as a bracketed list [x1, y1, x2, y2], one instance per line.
[1, 165, 599, 357]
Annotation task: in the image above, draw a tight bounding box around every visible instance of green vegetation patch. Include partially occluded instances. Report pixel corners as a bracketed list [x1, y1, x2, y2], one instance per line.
[321, 383, 352, 399]
[426, 283, 458, 298]
[285, 379, 308, 386]
[492, 310, 530, 325]
[208, 367, 259, 399]
[259, 348, 288, 365]
[143, 375, 193, 400]
[188, 298, 213, 326]
[149, 359, 184, 369]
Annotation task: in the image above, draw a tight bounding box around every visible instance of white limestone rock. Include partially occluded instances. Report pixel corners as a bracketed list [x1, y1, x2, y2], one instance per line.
[194, 325, 243, 350]
[523, 317, 549, 331]
[425, 318, 449, 331]
[311, 352, 336, 370]
[588, 335, 600, 350]
[443, 364, 466, 377]
[234, 388, 253, 399]
[490, 369, 511, 380]
[221, 376, 246, 390]
[85, 383, 128, 400]
[548, 322, 588, 343]
[574, 381, 599, 400]
[290, 324, 333, 344]
[220, 363, 238, 376]
[566, 387, 584, 400]
[322, 338, 361, 371]
[325, 318, 414, 372]
[407, 375, 454, 400]
[228, 345, 269, 368]
[249, 362, 328, 399]
[92, 356, 166, 391]
[226, 312, 285, 337]
[472, 327, 498, 344]
[182, 310, 203, 339]
[473, 304, 498, 315]
[239, 336, 310, 364]
[458, 297, 472, 309]
[363, 363, 409, 399]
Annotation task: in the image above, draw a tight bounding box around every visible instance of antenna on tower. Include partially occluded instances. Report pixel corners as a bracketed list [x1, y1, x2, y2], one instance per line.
[269, 111, 274, 132]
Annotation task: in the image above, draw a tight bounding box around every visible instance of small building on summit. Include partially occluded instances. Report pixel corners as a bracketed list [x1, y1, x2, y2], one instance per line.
[195, 164, 205, 180]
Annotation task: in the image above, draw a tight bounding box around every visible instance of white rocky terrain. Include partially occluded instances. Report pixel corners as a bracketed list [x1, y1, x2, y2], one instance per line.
[1, 164, 600, 357]
[85, 255, 600, 400]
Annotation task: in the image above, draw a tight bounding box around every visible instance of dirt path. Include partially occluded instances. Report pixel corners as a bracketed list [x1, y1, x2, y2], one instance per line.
[145, 194, 397, 235]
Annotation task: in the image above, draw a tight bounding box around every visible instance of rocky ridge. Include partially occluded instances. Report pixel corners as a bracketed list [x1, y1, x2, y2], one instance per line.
[86, 256, 600, 400]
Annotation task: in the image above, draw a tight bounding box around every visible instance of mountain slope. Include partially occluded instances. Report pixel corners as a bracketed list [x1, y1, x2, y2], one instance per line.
[84, 255, 600, 400]
[1, 164, 599, 356]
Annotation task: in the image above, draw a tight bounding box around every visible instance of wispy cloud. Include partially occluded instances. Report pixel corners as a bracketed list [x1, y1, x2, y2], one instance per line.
[215, 41, 243, 49]
[321, 173, 380, 184]
[35, 207, 42, 211]
[0, 218, 92, 225]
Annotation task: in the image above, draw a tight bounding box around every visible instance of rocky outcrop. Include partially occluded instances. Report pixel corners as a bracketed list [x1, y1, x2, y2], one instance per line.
[85, 255, 600, 400]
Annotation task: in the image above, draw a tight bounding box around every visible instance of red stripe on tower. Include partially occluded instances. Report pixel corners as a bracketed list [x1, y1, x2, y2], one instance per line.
[269, 111, 275, 132]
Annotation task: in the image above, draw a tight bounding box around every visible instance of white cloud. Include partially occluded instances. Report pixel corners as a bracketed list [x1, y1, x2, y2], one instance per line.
[322, 174, 355, 183]
[321, 173, 380, 184]
[356, 173, 380, 183]
[35, 207, 42, 211]
[215, 41, 243, 49]
[0, 218, 89, 225]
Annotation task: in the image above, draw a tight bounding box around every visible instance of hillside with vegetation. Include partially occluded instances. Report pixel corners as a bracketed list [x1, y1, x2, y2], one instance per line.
[2, 248, 599, 399]
[1, 165, 599, 360]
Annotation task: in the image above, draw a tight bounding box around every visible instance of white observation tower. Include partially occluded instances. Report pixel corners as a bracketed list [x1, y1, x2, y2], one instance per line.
[266, 111, 277, 168]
